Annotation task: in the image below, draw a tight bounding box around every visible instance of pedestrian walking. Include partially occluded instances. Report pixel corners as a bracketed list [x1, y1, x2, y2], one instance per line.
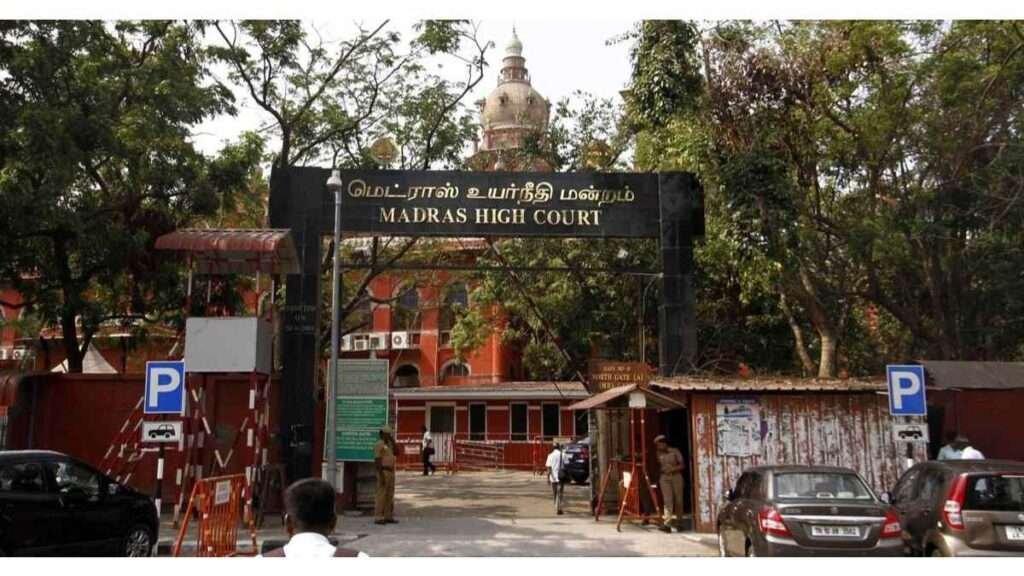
[422, 437, 436, 476]
[261, 478, 367, 557]
[655, 435, 685, 533]
[545, 441, 568, 515]
[374, 425, 398, 525]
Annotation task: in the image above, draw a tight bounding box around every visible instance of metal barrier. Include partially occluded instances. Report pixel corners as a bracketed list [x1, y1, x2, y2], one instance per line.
[172, 473, 257, 557]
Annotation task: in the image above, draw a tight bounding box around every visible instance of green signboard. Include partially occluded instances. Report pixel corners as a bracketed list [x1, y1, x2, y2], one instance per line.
[330, 359, 389, 462]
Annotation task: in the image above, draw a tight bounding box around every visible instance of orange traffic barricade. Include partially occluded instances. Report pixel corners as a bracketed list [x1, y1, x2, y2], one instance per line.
[173, 473, 257, 557]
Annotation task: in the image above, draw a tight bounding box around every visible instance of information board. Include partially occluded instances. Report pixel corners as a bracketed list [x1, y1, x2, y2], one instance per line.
[332, 359, 389, 462]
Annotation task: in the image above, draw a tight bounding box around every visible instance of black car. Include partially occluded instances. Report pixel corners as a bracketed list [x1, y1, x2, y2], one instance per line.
[0, 450, 158, 556]
[717, 465, 903, 556]
[563, 437, 590, 484]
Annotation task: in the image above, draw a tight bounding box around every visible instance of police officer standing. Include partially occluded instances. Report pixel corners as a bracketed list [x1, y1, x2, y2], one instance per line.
[374, 425, 398, 525]
[655, 435, 684, 533]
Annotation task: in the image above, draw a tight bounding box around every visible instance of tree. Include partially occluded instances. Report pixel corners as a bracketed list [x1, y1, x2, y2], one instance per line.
[0, 21, 259, 372]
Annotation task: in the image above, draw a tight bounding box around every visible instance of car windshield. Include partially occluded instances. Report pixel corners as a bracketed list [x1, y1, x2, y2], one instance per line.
[964, 475, 1024, 512]
[774, 472, 873, 500]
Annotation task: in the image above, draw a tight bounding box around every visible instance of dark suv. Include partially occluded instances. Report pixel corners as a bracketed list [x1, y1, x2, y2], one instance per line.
[0, 450, 158, 556]
[563, 437, 590, 484]
[889, 459, 1024, 557]
[717, 465, 903, 556]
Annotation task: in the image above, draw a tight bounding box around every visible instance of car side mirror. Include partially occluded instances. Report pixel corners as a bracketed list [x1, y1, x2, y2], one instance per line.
[879, 491, 892, 504]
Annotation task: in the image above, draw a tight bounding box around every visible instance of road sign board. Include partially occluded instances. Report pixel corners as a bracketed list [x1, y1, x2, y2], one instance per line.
[144, 361, 186, 415]
[893, 423, 930, 444]
[887, 364, 927, 416]
[141, 421, 183, 443]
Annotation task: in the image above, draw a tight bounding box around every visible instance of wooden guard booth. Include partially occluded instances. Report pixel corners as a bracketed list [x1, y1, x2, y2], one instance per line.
[568, 384, 687, 529]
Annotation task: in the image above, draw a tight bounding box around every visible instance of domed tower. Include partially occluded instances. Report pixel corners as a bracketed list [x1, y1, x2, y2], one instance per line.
[469, 29, 552, 171]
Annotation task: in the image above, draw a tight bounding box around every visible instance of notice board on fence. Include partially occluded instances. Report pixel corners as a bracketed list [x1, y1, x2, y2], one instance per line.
[716, 398, 762, 457]
[331, 359, 389, 461]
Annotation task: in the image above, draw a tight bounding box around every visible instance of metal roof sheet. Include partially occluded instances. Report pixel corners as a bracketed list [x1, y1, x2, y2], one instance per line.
[566, 384, 686, 411]
[154, 229, 300, 275]
[651, 376, 885, 393]
[919, 361, 1024, 390]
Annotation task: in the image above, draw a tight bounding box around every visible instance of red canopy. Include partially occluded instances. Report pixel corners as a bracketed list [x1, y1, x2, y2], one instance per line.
[154, 229, 300, 275]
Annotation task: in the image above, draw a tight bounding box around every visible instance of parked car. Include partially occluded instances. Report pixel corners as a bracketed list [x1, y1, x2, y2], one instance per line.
[888, 459, 1024, 557]
[0, 450, 158, 556]
[563, 437, 590, 484]
[717, 465, 903, 556]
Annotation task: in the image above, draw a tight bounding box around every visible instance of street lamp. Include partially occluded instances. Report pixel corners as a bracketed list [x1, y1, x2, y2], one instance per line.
[326, 169, 343, 492]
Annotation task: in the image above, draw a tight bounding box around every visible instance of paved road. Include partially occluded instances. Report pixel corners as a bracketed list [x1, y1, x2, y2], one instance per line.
[162, 470, 717, 557]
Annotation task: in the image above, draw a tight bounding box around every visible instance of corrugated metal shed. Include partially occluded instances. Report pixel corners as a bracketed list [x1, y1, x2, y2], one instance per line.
[920, 361, 1024, 390]
[688, 391, 926, 533]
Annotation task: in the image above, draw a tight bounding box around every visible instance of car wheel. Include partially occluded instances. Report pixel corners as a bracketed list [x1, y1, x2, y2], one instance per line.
[123, 525, 154, 557]
[717, 532, 727, 557]
[572, 475, 588, 485]
[745, 540, 756, 557]
[929, 547, 946, 558]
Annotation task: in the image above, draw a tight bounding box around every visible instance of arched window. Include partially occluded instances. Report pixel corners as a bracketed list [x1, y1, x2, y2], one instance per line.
[440, 361, 470, 384]
[391, 285, 420, 331]
[393, 364, 420, 388]
[440, 283, 469, 332]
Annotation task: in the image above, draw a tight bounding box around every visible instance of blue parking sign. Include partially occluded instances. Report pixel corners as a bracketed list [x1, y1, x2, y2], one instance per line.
[145, 361, 186, 415]
[886, 364, 927, 416]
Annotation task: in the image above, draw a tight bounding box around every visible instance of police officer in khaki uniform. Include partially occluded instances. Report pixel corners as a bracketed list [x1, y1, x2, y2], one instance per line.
[374, 425, 398, 525]
[655, 434, 685, 533]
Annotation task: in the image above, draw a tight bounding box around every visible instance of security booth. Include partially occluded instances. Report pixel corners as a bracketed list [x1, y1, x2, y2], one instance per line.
[153, 229, 299, 528]
[568, 383, 689, 530]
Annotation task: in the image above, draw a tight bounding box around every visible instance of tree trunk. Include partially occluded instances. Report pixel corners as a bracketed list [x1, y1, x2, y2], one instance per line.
[779, 291, 816, 376]
[60, 308, 83, 373]
[818, 330, 838, 379]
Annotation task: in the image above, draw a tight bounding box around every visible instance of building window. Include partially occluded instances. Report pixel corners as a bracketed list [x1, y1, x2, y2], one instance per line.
[469, 403, 486, 441]
[510, 403, 528, 441]
[393, 364, 420, 388]
[542, 404, 560, 439]
[441, 361, 470, 384]
[574, 410, 589, 438]
[440, 283, 469, 333]
[428, 405, 455, 434]
[392, 285, 420, 331]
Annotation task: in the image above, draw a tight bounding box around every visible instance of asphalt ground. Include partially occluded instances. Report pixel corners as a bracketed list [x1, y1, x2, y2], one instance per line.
[160, 469, 717, 557]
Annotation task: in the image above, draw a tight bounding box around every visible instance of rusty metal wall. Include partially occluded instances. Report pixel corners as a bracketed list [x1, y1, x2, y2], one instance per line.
[690, 392, 927, 533]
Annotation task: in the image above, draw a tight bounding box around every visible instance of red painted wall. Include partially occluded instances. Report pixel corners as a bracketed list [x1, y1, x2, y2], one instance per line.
[928, 389, 1024, 461]
[9, 372, 280, 503]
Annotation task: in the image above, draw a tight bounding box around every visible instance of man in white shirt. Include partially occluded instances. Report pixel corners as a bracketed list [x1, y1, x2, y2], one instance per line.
[958, 436, 985, 460]
[545, 442, 567, 515]
[262, 478, 368, 558]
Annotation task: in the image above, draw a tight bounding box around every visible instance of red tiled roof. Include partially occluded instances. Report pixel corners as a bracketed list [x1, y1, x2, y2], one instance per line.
[392, 381, 589, 400]
[154, 229, 300, 275]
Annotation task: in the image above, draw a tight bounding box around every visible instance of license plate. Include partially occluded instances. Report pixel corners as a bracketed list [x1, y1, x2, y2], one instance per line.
[1006, 526, 1024, 541]
[811, 525, 860, 537]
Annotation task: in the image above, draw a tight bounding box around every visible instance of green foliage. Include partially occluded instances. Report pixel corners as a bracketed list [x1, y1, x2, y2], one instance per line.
[625, 20, 704, 130]
[0, 21, 259, 371]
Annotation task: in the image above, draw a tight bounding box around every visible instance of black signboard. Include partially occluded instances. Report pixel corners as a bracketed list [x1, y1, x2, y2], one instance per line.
[322, 170, 661, 238]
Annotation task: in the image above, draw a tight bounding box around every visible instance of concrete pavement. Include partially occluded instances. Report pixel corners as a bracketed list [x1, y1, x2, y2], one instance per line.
[161, 470, 717, 557]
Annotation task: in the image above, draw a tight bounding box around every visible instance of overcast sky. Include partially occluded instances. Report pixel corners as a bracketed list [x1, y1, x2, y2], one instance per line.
[190, 19, 636, 158]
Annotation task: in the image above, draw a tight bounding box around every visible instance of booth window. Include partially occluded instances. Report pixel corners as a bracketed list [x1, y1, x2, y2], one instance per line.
[574, 410, 589, 438]
[510, 403, 528, 441]
[542, 404, 560, 439]
[469, 403, 486, 441]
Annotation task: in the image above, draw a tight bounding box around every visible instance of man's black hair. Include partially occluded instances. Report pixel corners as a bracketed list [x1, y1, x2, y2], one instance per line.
[285, 478, 336, 531]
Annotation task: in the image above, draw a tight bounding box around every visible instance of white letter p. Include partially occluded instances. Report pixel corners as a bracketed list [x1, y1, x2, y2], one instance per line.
[148, 368, 181, 408]
[891, 371, 921, 410]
